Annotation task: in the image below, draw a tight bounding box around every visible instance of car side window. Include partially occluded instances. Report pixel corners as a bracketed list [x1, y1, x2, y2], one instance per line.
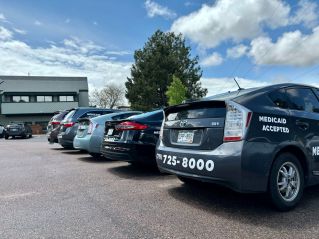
[268, 89, 289, 109]
[286, 88, 319, 113]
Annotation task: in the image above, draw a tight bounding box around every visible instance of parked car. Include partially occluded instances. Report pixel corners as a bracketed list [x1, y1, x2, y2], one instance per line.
[73, 111, 142, 158]
[47, 110, 71, 144]
[156, 83, 319, 211]
[58, 107, 118, 149]
[101, 109, 163, 165]
[5, 122, 32, 139]
[0, 124, 5, 138]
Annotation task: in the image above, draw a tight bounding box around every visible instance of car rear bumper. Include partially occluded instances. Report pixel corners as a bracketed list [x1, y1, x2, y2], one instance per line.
[156, 140, 268, 193]
[6, 131, 25, 136]
[101, 141, 156, 164]
[73, 135, 90, 151]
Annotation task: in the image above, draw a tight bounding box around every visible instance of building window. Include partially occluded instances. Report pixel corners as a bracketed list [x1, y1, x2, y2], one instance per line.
[12, 96, 30, 103]
[59, 96, 74, 102]
[37, 96, 53, 102]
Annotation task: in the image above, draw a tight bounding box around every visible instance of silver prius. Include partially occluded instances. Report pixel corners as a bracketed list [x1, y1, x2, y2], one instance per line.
[73, 111, 141, 158]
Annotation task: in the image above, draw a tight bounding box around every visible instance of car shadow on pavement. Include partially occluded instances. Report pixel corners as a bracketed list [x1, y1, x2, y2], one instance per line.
[168, 182, 319, 230]
[107, 163, 165, 180]
[77, 156, 113, 164]
[61, 150, 88, 155]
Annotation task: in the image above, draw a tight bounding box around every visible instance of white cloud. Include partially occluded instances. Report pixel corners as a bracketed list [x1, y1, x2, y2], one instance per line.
[0, 27, 132, 92]
[290, 0, 318, 28]
[13, 28, 27, 35]
[0, 13, 6, 21]
[250, 27, 319, 67]
[201, 77, 269, 96]
[227, 44, 248, 59]
[171, 0, 290, 48]
[34, 20, 43, 26]
[145, 0, 177, 19]
[0, 26, 13, 40]
[201, 52, 223, 67]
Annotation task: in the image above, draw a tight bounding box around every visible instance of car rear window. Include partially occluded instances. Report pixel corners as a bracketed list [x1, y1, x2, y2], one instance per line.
[128, 110, 163, 121]
[52, 111, 68, 121]
[79, 110, 113, 119]
[167, 108, 226, 121]
[64, 110, 76, 121]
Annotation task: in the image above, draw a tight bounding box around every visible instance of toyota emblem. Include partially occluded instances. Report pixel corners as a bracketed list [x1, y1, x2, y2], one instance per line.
[180, 120, 188, 127]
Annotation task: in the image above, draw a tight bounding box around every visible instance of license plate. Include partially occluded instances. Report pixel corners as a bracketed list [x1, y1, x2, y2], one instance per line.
[107, 128, 114, 136]
[177, 131, 194, 144]
[11, 128, 18, 131]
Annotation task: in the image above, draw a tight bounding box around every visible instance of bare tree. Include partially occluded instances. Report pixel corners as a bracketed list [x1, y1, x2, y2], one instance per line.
[90, 83, 125, 109]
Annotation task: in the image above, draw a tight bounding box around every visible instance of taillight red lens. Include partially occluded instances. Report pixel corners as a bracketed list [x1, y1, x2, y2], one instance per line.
[63, 122, 75, 128]
[223, 101, 252, 142]
[116, 121, 148, 131]
[51, 121, 60, 125]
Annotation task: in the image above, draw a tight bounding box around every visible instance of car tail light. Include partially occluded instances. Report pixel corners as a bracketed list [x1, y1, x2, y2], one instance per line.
[87, 122, 99, 134]
[51, 121, 60, 125]
[223, 101, 252, 142]
[116, 121, 148, 131]
[63, 122, 75, 128]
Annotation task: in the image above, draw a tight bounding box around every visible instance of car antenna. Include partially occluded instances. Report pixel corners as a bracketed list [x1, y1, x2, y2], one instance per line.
[234, 78, 244, 91]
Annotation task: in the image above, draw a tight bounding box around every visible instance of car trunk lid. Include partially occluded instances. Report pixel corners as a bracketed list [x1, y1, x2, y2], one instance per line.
[163, 100, 226, 150]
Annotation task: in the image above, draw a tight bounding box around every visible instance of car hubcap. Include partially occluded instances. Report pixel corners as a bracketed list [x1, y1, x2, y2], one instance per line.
[277, 162, 300, 202]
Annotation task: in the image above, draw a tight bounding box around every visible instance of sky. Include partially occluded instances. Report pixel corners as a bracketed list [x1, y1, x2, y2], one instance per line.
[0, 0, 319, 96]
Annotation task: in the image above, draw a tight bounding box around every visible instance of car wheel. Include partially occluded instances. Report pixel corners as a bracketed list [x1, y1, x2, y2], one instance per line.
[269, 152, 304, 211]
[5, 135, 9, 140]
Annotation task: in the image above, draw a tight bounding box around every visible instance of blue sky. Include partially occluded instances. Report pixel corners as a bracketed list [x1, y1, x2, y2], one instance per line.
[0, 0, 318, 95]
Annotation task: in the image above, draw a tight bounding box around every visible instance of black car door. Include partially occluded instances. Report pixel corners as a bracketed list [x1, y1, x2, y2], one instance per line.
[286, 87, 319, 176]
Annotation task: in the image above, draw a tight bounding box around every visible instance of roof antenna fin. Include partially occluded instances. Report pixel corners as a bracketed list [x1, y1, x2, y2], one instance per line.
[234, 78, 244, 91]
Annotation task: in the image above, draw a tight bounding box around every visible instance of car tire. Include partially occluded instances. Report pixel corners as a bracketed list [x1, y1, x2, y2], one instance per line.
[177, 176, 200, 185]
[89, 153, 103, 159]
[5, 135, 9, 140]
[269, 152, 304, 211]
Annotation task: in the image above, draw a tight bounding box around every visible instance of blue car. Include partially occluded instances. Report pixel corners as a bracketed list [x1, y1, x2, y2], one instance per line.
[73, 111, 141, 158]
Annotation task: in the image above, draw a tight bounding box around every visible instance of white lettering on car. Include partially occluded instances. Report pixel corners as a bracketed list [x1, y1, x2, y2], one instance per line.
[262, 124, 290, 133]
[259, 116, 287, 124]
[259, 115, 289, 134]
[313, 147, 319, 156]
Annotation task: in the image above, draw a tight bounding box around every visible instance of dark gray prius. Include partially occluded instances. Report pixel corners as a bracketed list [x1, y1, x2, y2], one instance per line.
[156, 83, 319, 211]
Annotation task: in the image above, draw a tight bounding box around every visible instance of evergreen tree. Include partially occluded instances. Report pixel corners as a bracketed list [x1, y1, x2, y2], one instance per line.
[125, 30, 207, 111]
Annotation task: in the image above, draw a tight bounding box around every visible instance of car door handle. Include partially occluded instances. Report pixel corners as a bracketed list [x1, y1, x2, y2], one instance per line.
[296, 120, 309, 131]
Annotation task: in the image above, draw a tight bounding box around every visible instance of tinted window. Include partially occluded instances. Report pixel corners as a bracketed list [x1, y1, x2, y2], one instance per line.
[79, 110, 112, 119]
[268, 89, 289, 109]
[167, 108, 226, 121]
[314, 88, 319, 99]
[64, 110, 76, 121]
[128, 110, 163, 121]
[286, 88, 319, 113]
[112, 112, 141, 120]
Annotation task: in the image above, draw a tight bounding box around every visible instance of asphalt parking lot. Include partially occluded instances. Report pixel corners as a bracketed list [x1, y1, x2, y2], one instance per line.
[1, 136, 319, 238]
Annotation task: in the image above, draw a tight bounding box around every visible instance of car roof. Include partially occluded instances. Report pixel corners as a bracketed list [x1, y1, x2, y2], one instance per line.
[90, 111, 142, 122]
[203, 83, 317, 101]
